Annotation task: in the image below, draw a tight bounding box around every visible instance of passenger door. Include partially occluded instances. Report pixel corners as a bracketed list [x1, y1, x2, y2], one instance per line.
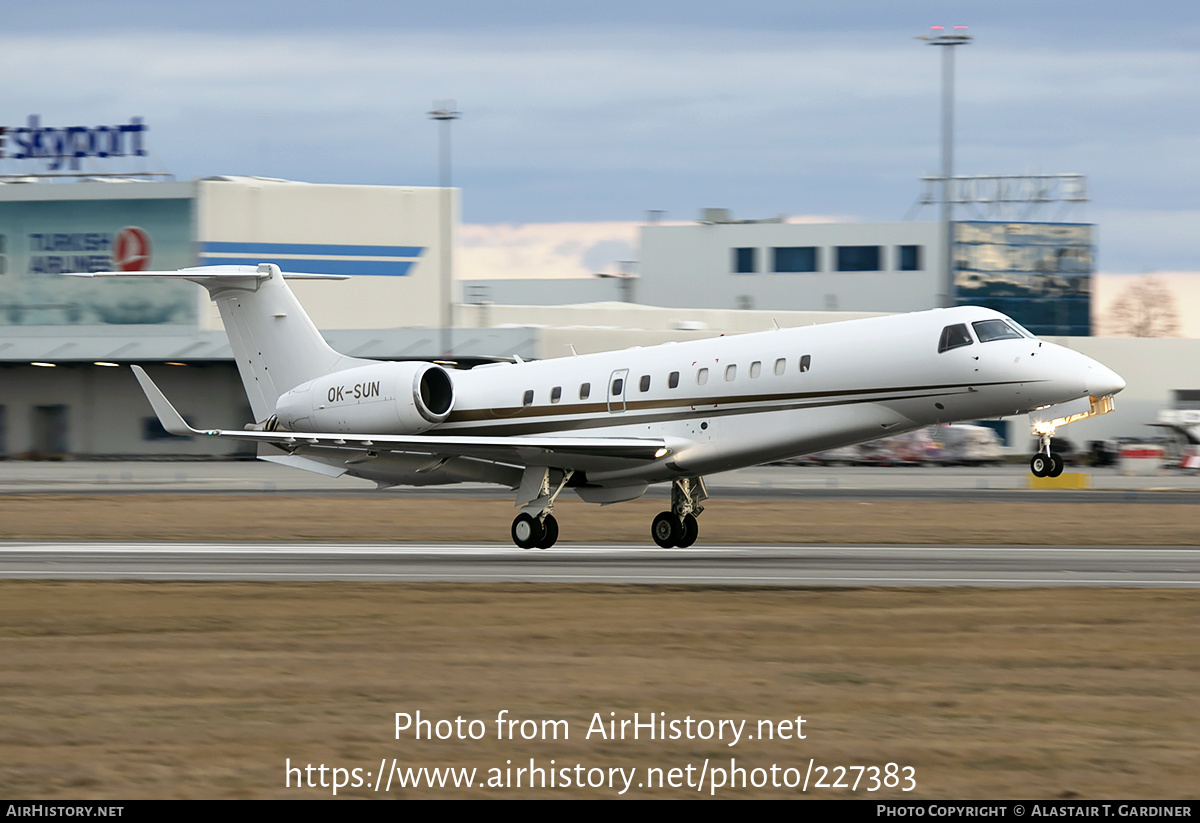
[607, 369, 628, 413]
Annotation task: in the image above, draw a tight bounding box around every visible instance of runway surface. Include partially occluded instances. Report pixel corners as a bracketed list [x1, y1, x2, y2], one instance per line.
[3, 542, 1198, 587]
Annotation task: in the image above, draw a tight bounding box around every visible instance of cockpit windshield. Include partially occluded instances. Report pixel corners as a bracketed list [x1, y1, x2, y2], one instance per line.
[938, 323, 973, 353]
[971, 319, 1025, 343]
[1008, 320, 1038, 339]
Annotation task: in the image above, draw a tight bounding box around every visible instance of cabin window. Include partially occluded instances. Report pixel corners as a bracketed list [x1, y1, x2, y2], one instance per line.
[550, 386, 562, 403]
[799, 355, 811, 373]
[522, 390, 534, 406]
[697, 368, 709, 385]
[774, 358, 786, 376]
[725, 364, 737, 382]
[971, 319, 1023, 343]
[639, 375, 651, 392]
[750, 361, 761, 378]
[611, 378, 624, 396]
[579, 383, 591, 400]
[938, 324, 974, 353]
[668, 371, 680, 389]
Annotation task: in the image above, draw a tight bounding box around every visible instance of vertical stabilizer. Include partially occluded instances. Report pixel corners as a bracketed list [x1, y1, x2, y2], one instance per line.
[66, 264, 378, 422]
[196, 264, 377, 420]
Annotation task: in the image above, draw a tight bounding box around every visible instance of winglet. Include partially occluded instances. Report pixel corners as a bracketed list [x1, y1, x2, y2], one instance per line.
[130, 366, 207, 437]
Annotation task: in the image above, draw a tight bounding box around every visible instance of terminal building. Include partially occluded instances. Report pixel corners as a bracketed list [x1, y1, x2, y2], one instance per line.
[0, 176, 533, 457]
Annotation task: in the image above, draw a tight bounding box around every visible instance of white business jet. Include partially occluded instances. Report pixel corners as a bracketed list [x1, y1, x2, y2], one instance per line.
[68, 264, 1125, 549]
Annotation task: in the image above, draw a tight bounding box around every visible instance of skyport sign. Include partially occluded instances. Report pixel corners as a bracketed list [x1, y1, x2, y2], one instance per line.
[0, 115, 148, 172]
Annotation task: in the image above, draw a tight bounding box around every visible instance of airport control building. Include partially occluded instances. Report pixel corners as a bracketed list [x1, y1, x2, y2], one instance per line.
[637, 210, 1093, 337]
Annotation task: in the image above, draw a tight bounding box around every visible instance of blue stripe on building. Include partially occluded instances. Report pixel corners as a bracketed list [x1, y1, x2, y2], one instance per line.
[201, 241, 425, 258]
[199, 257, 416, 276]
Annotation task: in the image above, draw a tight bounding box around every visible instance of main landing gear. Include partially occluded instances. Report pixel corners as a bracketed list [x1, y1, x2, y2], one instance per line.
[511, 468, 573, 550]
[651, 476, 707, 548]
[508, 470, 711, 549]
[511, 511, 559, 550]
[1030, 432, 1065, 478]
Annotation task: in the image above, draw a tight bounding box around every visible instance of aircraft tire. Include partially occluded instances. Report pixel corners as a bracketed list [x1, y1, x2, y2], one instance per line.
[536, 514, 559, 549]
[512, 513, 544, 549]
[651, 512, 682, 548]
[1030, 454, 1050, 477]
[677, 514, 699, 548]
[1048, 453, 1065, 477]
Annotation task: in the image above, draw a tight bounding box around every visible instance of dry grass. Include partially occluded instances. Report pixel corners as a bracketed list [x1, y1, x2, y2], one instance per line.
[1, 583, 1198, 799]
[1, 496, 1197, 799]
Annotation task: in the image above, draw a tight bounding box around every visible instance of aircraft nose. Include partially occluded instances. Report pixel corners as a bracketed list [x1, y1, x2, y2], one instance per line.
[1086, 362, 1126, 398]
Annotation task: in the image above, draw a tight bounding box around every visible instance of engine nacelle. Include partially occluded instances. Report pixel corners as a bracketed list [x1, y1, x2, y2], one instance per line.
[274, 361, 455, 434]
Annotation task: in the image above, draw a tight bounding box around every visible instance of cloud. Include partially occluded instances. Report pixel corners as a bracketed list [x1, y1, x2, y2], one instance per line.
[458, 222, 640, 280]
[2, 22, 1195, 274]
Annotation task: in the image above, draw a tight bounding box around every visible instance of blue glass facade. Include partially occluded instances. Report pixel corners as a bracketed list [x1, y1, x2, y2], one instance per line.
[953, 221, 1092, 336]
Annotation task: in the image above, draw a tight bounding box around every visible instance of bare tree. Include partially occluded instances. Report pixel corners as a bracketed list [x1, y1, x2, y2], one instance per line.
[1105, 275, 1180, 337]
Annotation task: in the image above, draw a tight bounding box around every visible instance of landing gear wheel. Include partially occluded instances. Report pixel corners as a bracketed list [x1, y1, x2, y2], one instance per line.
[651, 511, 682, 548]
[1030, 454, 1051, 478]
[1048, 453, 1065, 478]
[677, 514, 699, 548]
[536, 514, 559, 549]
[511, 513, 544, 549]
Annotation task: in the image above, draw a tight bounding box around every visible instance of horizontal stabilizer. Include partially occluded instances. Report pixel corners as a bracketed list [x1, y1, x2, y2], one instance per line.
[64, 264, 349, 281]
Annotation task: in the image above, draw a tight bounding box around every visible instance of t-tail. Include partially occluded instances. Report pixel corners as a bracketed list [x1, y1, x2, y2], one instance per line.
[65, 263, 375, 422]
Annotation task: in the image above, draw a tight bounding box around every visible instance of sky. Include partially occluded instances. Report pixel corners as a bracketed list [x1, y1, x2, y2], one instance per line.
[3, 1, 1198, 325]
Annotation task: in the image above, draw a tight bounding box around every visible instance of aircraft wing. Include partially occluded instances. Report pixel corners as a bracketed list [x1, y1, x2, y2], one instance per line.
[132, 366, 670, 464]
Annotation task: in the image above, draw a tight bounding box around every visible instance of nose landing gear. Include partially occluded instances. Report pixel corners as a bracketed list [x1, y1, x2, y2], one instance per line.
[1030, 432, 1065, 478]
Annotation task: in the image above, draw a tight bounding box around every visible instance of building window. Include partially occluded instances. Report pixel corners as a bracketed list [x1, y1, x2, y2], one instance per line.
[550, 386, 562, 403]
[668, 371, 680, 389]
[772, 246, 818, 273]
[898, 245, 922, 271]
[639, 375, 651, 392]
[836, 246, 881, 271]
[733, 247, 757, 273]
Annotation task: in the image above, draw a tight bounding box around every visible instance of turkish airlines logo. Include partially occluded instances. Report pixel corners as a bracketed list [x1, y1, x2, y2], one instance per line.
[113, 227, 151, 271]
